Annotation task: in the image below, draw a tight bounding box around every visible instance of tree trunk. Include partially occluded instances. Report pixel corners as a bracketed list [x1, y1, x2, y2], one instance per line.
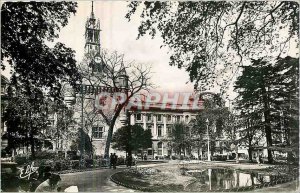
[262, 85, 273, 164]
[248, 135, 253, 162]
[264, 112, 273, 164]
[104, 105, 124, 158]
[29, 110, 35, 159]
[104, 123, 114, 158]
[128, 149, 132, 157]
[30, 130, 35, 159]
[248, 147, 253, 162]
[235, 145, 239, 163]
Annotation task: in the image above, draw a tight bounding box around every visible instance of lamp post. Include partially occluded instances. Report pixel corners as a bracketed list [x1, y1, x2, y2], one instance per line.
[206, 118, 211, 161]
[80, 84, 85, 161]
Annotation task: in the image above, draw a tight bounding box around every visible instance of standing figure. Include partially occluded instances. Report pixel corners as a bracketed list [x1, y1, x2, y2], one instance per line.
[113, 153, 118, 169]
[256, 154, 260, 165]
[109, 153, 113, 169]
[259, 153, 263, 164]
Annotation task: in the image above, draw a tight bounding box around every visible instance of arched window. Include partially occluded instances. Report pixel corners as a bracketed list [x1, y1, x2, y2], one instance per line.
[185, 115, 189, 122]
[167, 115, 172, 122]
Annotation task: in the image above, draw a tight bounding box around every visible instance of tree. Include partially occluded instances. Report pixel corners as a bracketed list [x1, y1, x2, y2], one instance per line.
[234, 56, 299, 164]
[273, 57, 299, 164]
[3, 75, 50, 159]
[46, 99, 77, 155]
[237, 112, 263, 162]
[69, 128, 94, 158]
[167, 122, 192, 156]
[78, 49, 153, 157]
[222, 112, 242, 163]
[189, 118, 206, 159]
[77, 128, 94, 157]
[112, 124, 152, 156]
[189, 92, 227, 158]
[1, 2, 80, 98]
[126, 1, 298, 91]
[142, 129, 153, 151]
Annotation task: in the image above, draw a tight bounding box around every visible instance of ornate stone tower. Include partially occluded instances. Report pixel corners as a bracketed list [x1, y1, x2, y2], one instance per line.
[85, 1, 101, 55]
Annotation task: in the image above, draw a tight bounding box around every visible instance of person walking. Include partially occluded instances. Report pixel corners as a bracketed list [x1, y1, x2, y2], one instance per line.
[256, 154, 260, 165]
[259, 153, 263, 164]
[109, 153, 113, 169]
[113, 153, 118, 169]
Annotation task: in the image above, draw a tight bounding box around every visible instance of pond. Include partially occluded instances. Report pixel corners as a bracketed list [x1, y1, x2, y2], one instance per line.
[184, 168, 286, 191]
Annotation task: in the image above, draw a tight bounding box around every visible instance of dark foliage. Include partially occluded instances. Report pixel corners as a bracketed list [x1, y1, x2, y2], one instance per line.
[126, 2, 299, 91]
[1, 2, 80, 98]
[112, 124, 153, 155]
[234, 56, 299, 163]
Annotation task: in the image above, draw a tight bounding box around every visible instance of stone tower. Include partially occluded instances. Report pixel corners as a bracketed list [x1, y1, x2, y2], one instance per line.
[85, 1, 101, 55]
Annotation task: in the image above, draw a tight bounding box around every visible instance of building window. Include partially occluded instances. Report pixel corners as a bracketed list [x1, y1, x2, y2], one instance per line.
[136, 113, 142, 121]
[157, 142, 162, 155]
[147, 149, 153, 155]
[167, 115, 172, 122]
[167, 126, 172, 134]
[157, 114, 162, 122]
[158, 125, 162, 137]
[147, 114, 152, 122]
[92, 127, 103, 139]
[176, 115, 180, 122]
[185, 115, 189, 122]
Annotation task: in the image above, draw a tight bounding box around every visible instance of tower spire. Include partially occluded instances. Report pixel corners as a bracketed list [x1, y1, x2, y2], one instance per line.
[91, 1, 95, 19]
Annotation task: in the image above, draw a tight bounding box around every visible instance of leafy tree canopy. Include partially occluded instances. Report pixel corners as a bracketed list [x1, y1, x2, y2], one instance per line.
[112, 124, 152, 155]
[1, 2, 81, 98]
[234, 56, 299, 163]
[126, 1, 299, 91]
[3, 74, 50, 154]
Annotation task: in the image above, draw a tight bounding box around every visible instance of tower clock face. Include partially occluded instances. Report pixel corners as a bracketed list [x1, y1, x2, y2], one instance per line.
[94, 56, 101, 63]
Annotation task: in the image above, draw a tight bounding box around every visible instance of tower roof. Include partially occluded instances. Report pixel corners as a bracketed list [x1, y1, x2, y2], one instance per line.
[90, 1, 95, 19]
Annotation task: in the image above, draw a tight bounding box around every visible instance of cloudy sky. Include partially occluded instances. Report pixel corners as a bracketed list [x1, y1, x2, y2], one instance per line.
[55, 1, 194, 93]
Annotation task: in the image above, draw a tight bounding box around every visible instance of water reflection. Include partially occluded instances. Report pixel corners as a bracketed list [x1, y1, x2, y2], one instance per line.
[185, 168, 283, 191]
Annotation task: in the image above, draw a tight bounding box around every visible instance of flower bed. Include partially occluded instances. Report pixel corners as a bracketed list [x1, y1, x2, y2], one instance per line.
[110, 170, 184, 192]
[110, 164, 298, 192]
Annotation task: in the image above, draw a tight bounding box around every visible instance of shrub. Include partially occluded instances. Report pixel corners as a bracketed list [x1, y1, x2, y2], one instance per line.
[61, 159, 71, 171]
[79, 159, 86, 169]
[85, 159, 94, 168]
[213, 155, 227, 161]
[100, 158, 109, 167]
[164, 155, 170, 160]
[54, 161, 62, 171]
[67, 151, 80, 160]
[117, 157, 125, 165]
[34, 151, 57, 160]
[70, 160, 80, 169]
[52, 160, 70, 171]
[14, 155, 29, 165]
